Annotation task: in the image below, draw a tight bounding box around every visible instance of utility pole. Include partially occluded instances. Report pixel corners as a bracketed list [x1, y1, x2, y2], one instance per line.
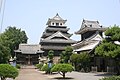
[0, 0, 3, 14]
[0, 0, 6, 33]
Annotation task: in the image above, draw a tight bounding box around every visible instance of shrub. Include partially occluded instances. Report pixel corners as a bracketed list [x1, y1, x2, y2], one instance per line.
[41, 63, 54, 74]
[16, 64, 21, 69]
[35, 63, 43, 70]
[100, 76, 120, 80]
[0, 64, 19, 80]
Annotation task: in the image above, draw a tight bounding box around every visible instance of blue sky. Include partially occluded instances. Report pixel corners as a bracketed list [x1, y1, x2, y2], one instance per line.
[0, 0, 120, 44]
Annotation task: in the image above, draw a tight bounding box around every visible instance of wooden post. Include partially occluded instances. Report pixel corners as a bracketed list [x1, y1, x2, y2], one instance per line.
[28, 55, 30, 65]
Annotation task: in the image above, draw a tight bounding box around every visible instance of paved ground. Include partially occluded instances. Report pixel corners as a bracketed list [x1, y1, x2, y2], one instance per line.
[43, 71, 111, 80]
[15, 66, 51, 80]
[2, 65, 111, 80]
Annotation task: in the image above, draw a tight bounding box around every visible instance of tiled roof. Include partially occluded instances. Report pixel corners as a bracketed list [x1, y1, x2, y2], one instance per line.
[52, 13, 63, 20]
[114, 41, 120, 45]
[41, 31, 75, 44]
[14, 44, 44, 54]
[46, 13, 67, 25]
[75, 19, 106, 34]
[41, 31, 72, 38]
[41, 45, 65, 50]
[46, 27, 69, 32]
[81, 20, 101, 29]
[72, 33, 103, 51]
[74, 41, 100, 52]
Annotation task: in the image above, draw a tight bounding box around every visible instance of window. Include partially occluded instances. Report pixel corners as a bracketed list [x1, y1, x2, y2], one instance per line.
[60, 23, 62, 26]
[52, 23, 54, 25]
[56, 23, 59, 26]
[90, 24, 92, 27]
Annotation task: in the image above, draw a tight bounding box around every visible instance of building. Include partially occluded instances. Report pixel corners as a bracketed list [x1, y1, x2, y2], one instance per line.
[73, 19, 106, 53]
[14, 44, 44, 65]
[72, 19, 107, 72]
[40, 13, 75, 56]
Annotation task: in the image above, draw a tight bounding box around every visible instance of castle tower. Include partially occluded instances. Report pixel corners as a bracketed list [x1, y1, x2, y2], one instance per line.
[73, 19, 106, 53]
[40, 14, 75, 56]
[75, 19, 106, 41]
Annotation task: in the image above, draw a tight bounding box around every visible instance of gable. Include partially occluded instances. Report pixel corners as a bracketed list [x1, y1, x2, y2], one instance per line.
[51, 36, 67, 40]
[91, 34, 103, 41]
[45, 31, 71, 40]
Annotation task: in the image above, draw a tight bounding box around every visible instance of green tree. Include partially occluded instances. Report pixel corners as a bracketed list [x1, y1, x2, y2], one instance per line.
[70, 52, 90, 72]
[95, 42, 120, 58]
[105, 25, 120, 41]
[79, 52, 90, 72]
[95, 25, 120, 75]
[0, 64, 19, 80]
[70, 53, 80, 71]
[0, 26, 28, 56]
[60, 46, 73, 63]
[48, 50, 54, 63]
[0, 44, 10, 63]
[51, 63, 74, 79]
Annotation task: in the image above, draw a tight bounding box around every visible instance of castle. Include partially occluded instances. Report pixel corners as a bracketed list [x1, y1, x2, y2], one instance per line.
[15, 14, 106, 68]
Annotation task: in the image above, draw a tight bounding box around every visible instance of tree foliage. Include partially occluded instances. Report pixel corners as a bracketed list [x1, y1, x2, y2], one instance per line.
[51, 63, 74, 78]
[48, 50, 54, 62]
[41, 64, 54, 74]
[35, 63, 43, 70]
[105, 25, 120, 41]
[60, 46, 73, 63]
[95, 42, 120, 58]
[0, 44, 10, 63]
[0, 26, 28, 57]
[70, 52, 90, 72]
[95, 25, 120, 58]
[0, 64, 19, 80]
[95, 25, 120, 75]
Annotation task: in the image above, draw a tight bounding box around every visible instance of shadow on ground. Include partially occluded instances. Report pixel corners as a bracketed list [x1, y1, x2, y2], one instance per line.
[94, 73, 113, 77]
[40, 72, 58, 75]
[53, 77, 74, 80]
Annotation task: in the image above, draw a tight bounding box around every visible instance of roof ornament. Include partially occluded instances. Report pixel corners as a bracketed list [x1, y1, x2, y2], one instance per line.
[97, 21, 99, 24]
[56, 13, 59, 16]
[53, 13, 63, 20]
[83, 19, 85, 22]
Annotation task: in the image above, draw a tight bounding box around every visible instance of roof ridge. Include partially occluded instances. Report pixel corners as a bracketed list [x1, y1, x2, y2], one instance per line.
[83, 19, 99, 23]
[20, 44, 40, 46]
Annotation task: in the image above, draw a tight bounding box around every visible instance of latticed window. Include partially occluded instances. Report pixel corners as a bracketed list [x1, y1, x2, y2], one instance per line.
[56, 23, 59, 26]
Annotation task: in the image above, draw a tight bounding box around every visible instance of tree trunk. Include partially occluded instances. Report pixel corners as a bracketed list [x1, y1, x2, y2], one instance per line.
[62, 72, 65, 79]
[115, 58, 120, 75]
[116, 65, 120, 75]
[1, 76, 6, 80]
[74, 63, 77, 71]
